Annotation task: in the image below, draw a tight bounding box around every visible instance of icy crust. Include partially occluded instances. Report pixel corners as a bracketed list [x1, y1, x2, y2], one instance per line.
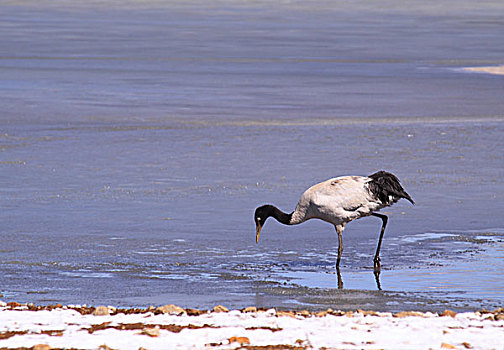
[462, 65, 504, 76]
[0, 302, 503, 350]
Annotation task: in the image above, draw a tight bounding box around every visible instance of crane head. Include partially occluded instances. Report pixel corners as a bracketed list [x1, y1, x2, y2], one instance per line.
[254, 205, 270, 244]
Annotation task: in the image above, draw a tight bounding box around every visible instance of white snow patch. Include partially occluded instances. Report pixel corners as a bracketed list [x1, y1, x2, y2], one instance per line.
[0, 306, 503, 350]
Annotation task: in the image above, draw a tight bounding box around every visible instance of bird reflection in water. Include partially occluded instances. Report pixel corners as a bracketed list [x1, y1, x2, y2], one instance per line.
[334, 266, 382, 291]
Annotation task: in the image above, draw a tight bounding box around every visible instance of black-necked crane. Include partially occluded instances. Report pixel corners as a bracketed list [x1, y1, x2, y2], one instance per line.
[254, 171, 414, 272]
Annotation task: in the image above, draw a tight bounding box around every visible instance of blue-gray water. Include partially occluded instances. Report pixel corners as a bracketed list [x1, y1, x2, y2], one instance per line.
[1, 0, 503, 312]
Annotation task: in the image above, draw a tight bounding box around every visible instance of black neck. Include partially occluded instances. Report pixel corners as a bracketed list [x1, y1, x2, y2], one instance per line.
[265, 205, 293, 225]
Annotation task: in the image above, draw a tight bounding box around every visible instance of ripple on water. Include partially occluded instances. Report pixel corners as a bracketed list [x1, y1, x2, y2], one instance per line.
[400, 232, 457, 243]
[59, 271, 114, 278]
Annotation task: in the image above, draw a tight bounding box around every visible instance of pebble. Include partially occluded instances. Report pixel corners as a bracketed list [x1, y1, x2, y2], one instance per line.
[32, 345, 51, 350]
[243, 306, 257, 313]
[229, 336, 250, 345]
[142, 326, 160, 337]
[156, 304, 185, 315]
[297, 310, 310, 317]
[277, 311, 296, 318]
[92, 306, 110, 316]
[213, 305, 229, 313]
[186, 308, 206, 316]
[441, 310, 457, 318]
[97, 345, 115, 350]
[358, 309, 380, 317]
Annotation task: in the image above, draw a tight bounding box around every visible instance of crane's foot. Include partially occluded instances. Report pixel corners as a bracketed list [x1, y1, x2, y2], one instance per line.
[373, 269, 382, 291]
[373, 256, 381, 272]
[336, 266, 343, 289]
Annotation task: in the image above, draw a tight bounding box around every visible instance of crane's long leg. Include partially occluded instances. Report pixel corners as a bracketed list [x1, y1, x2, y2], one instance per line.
[335, 224, 345, 268]
[372, 213, 388, 272]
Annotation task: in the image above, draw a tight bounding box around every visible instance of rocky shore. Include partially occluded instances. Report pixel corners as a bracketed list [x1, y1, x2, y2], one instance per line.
[1, 301, 503, 350]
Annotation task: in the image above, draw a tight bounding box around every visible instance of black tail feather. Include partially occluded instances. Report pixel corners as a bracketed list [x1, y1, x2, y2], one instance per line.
[368, 171, 415, 205]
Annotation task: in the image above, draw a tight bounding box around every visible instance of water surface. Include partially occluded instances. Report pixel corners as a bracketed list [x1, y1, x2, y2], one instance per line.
[1, 0, 503, 312]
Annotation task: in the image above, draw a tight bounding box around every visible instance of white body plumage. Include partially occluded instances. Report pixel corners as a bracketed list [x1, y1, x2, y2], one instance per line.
[290, 175, 384, 226]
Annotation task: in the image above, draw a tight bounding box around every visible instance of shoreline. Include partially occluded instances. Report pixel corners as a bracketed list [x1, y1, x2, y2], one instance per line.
[1, 302, 503, 350]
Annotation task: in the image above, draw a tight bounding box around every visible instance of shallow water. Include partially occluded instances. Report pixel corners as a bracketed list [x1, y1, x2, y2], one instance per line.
[1, 0, 503, 312]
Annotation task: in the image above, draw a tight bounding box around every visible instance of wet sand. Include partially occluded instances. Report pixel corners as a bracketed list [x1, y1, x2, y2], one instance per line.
[1, 302, 503, 350]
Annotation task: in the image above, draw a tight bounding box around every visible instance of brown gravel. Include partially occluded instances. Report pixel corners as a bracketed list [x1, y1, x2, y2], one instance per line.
[84, 322, 218, 334]
[3, 302, 504, 321]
